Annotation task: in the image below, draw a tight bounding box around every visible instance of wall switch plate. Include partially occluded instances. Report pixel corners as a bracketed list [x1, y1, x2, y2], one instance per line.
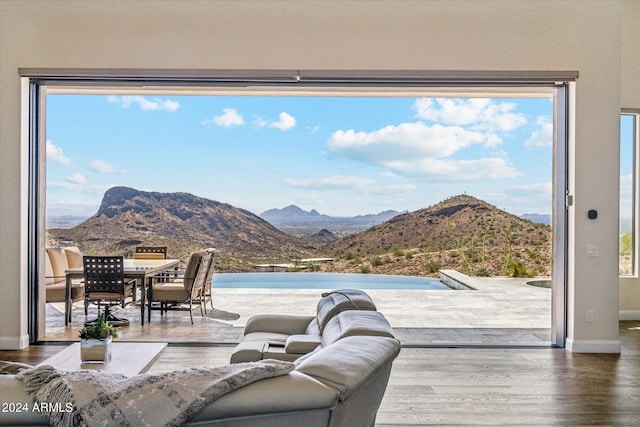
[586, 310, 594, 323]
[587, 245, 599, 257]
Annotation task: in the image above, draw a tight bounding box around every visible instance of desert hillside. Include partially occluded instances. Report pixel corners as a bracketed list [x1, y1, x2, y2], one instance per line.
[48, 188, 551, 277]
[315, 194, 551, 277]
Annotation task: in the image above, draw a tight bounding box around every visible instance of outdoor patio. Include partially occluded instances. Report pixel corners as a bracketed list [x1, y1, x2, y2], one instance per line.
[44, 273, 552, 346]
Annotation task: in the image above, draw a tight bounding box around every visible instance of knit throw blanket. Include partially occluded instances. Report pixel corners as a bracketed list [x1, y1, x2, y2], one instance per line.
[16, 359, 294, 427]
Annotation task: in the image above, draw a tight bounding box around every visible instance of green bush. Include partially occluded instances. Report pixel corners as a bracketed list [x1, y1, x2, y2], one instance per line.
[475, 267, 490, 277]
[506, 261, 534, 278]
[425, 261, 440, 274]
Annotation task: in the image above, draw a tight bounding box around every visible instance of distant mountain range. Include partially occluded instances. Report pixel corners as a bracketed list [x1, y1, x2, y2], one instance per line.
[47, 187, 553, 275]
[520, 213, 551, 225]
[260, 205, 404, 237]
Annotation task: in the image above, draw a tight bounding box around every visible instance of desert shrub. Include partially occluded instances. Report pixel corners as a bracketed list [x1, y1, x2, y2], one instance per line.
[360, 265, 371, 274]
[620, 232, 632, 255]
[371, 255, 383, 266]
[505, 261, 534, 278]
[392, 247, 404, 257]
[348, 256, 363, 265]
[475, 267, 491, 277]
[343, 252, 355, 260]
[425, 261, 440, 274]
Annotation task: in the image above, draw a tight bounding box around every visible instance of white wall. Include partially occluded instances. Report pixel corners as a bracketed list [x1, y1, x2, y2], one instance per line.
[1, 0, 634, 351]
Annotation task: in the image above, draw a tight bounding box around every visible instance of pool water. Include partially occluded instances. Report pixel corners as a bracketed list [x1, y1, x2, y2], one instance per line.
[212, 272, 451, 290]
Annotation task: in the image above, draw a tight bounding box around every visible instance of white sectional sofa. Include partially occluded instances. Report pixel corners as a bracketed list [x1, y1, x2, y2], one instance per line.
[231, 288, 390, 363]
[1, 289, 401, 426]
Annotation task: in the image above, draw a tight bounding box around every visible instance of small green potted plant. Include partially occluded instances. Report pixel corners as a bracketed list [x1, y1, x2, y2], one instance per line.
[79, 312, 118, 363]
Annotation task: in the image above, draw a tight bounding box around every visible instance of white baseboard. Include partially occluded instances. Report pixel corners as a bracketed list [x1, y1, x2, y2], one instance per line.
[619, 310, 640, 321]
[566, 338, 621, 353]
[0, 335, 30, 350]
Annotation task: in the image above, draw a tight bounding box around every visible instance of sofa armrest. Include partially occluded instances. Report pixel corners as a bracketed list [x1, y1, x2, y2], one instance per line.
[285, 334, 322, 354]
[187, 371, 338, 423]
[295, 336, 401, 400]
[243, 314, 315, 336]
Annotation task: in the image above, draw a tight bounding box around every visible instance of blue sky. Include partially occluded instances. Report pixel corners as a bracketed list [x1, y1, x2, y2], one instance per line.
[620, 113, 635, 231]
[46, 94, 555, 218]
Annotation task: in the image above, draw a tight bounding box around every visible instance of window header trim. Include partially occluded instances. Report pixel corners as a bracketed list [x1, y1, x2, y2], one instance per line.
[19, 68, 579, 87]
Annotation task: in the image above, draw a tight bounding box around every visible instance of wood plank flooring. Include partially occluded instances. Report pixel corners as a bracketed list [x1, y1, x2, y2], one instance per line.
[2, 321, 638, 425]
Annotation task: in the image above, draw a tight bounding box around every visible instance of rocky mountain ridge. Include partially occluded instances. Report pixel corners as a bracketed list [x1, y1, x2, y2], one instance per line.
[48, 187, 316, 271]
[317, 194, 552, 277]
[48, 188, 552, 277]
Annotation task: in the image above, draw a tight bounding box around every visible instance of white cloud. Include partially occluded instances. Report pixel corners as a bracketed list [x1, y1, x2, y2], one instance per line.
[205, 108, 245, 127]
[254, 112, 297, 131]
[326, 122, 519, 181]
[328, 122, 487, 162]
[284, 176, 376, 190]
[88, 159, 126, 174]
[283, 175, 416, 195]
[384, 157, 522, 181]
[524, 117, 553, 149]
[413, 98, 527, 132]
[490, 182, 553, 215]
[253, 117, 268, 128]
[46, 140, 72, 166]
[366, 184, 417, 195]
[46, 202, 98, 217]
[66, 172, 86, 185]
[269, 112, 296, 131]
[108, 95, 179, 112]
[90, 159, 115, 173]
[503, 182, 553, 198]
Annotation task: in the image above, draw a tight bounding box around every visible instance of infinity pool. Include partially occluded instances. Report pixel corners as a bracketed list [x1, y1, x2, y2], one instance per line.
[212, 272, 451, 290]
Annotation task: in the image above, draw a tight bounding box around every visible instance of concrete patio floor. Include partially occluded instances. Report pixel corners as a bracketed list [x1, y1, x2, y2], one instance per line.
[44, 273, 552, 346]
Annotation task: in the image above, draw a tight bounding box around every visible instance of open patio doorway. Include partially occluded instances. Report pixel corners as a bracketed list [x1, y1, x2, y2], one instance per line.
[26, 71, 571, 347]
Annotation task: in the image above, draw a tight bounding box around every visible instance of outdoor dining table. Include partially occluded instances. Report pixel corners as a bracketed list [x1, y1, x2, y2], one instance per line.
[64, 258, 180, 326]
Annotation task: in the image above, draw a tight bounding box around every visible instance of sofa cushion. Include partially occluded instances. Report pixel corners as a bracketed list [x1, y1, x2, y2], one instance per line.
[239, 332, 291, 344]
[315, 289, 377, 333]
[64, 246, 83, 269]
[45, 280, 84, 303]
[321, 311, 395, 347]
[295, 335, 401, 400]
[46, 248, 70, 279]
[44, 250, 55, 285]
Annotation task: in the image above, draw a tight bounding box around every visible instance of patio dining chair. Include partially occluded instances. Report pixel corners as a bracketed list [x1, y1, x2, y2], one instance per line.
[83, 255, 136, 327]
[147, 250, 212, 325]
[133, 246, 167, 260]
[200, 248, 219, 314]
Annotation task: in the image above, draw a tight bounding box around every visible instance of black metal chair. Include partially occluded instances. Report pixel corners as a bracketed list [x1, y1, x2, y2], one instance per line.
[83, 255, 136, 327]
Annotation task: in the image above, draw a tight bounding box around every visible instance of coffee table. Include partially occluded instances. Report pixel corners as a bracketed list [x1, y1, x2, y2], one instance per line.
[38, 342, 167, 377]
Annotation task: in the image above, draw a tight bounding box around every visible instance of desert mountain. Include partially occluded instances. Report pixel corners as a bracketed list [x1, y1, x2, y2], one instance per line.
[260, 205, 403, 237]
[48, 187, 315, 264]
[317, 194, 552, 277]
[520, 213, 552, 225]
[261, 205, 330, 222]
